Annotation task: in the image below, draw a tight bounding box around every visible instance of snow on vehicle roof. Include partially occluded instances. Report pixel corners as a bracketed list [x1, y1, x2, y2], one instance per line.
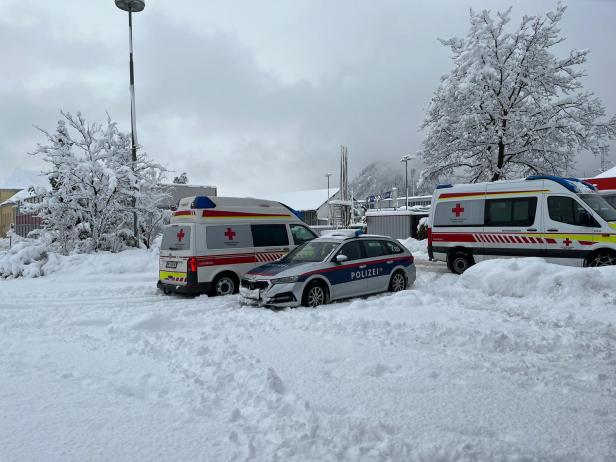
[595, 166, 616, 178]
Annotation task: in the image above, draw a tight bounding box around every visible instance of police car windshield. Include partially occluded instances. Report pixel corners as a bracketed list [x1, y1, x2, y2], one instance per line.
[579, 194, 616, 222]
[283, 241, 339, 262]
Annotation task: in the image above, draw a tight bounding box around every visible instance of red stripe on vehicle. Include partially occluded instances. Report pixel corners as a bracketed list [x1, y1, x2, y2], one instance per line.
[579, 241, 594, 246]
[431, 233, 477, 243]
[173, 210, 193, 216]
[301, 256, 414, 278]
[546, 238, 557, 244]
[199, 255, 256, 266]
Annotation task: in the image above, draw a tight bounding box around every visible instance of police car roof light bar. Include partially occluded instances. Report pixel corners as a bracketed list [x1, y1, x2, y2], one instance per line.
[191, 196, 217, 209]
[525, 175, 577, 193]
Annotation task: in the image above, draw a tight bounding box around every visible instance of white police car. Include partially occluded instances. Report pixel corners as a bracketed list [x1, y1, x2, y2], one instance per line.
[239, 231, 416, 308]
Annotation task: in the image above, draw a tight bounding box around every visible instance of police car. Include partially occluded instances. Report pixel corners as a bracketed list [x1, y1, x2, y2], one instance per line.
[239, 231, 416, 308]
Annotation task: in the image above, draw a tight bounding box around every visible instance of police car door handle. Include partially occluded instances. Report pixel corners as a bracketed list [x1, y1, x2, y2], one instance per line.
[359, 264, 367, 269]
[527, 228, 537, 232]
[386, 260, 394, 264]
[547, 228, 558, 232]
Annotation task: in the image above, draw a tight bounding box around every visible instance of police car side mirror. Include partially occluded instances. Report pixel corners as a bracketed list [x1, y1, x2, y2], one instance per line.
[335, 254, 348, 264]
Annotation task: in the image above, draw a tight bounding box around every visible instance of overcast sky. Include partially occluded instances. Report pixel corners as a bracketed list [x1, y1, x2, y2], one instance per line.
[1, 0, 615, 195]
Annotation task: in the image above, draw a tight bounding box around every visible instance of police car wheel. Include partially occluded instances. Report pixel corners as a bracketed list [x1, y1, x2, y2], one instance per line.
[212, 274, 237, 296]
[389, 271, 407, 292]
[587, 250, 616, 267]
[450, 252, 473, 275]
[302, 282, 327, 308]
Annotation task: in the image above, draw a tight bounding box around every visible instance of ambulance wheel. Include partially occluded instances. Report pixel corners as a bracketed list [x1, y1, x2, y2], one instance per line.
[448, 251, 474, 275]
[301, 281, 328, 308]
[211, 272, 239, 296]
[586, 250, 616, 267]
[388, 270, 407, 292]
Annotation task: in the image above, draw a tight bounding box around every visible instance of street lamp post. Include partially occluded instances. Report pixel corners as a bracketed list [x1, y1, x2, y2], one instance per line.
[325, 173, 332, 225]
[115, 0, 145, 244]
[400, 155, 415, 210]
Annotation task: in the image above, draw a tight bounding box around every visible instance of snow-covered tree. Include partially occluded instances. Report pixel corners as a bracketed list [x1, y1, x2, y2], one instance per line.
[173, 172, 189, 184]
[138, 168, 171, 249]
[29, 111, 167, 253]
[420, 3, 616, 184]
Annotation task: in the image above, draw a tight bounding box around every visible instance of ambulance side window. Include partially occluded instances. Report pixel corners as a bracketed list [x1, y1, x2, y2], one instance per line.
[484, 197, 537, 227]
[290, 224, 317, 245]
[251, 224, 289, 247]
[547, 196, 600, 227]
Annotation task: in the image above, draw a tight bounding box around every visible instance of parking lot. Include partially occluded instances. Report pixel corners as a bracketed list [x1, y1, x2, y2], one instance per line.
[1, 248, 615, 461]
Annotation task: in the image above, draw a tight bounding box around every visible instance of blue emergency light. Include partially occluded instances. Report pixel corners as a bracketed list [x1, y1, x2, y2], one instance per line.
[191, 196, 216, 209]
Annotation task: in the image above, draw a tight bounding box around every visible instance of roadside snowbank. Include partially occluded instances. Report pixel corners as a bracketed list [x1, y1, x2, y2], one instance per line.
[399, 237, 428, 261]
[0, 242, 159, 279]
[461, 257, 616, 301]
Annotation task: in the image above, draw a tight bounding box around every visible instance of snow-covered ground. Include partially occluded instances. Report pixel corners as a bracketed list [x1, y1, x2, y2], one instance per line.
[1, 244, 616, 461]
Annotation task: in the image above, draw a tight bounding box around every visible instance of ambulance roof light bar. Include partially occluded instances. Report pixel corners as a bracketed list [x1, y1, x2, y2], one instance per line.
[526, 175, 578, 193]
[191, 196, 216, 209]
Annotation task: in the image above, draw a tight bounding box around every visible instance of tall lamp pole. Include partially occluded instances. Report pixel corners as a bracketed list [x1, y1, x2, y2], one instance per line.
[115, 0, 145, 244]
[400, 155, 415, 210]
[325, 173, 332, 225]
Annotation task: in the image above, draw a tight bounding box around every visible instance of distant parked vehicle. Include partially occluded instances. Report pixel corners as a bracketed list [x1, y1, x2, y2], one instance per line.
[428, 175, 616, 274]
[157, 196, 317, 296]
[240, 230, 416, 308]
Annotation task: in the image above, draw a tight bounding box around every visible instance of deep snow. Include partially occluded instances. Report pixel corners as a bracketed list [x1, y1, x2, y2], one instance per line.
[1, 244, 615, 461]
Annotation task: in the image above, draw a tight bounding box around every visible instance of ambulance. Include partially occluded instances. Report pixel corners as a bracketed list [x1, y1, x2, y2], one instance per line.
[157, 196, 318, 295]
[427, 175, 616, 274]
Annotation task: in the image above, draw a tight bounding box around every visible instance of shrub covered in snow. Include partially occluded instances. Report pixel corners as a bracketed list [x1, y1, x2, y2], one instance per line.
[0, 239, 49, 278]
[26, 111, 168, 254]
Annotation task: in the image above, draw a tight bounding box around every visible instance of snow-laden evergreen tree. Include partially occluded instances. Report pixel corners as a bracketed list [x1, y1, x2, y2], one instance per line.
[29, 111, 167, 253]
[420, 3, 616, 184]
[173, 172, 189, 184]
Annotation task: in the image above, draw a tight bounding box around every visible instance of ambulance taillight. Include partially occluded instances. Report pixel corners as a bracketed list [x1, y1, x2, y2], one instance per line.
[427, 227, 434, 261]
[187, 257, 198, 273]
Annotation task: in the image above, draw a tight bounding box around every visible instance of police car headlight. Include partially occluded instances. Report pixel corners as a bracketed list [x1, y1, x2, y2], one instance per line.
[271, 275, 299, 284]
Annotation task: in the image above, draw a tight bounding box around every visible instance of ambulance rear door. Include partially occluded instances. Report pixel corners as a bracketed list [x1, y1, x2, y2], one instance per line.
[431, 184, 486, 261]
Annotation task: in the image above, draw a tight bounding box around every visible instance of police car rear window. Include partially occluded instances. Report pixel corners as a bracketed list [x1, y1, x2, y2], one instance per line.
[161, 226, 191, 251]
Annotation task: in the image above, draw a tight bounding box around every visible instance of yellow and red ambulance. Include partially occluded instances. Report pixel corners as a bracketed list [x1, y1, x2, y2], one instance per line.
[427, 175, 616, 273]
[158, 196, 317, 295]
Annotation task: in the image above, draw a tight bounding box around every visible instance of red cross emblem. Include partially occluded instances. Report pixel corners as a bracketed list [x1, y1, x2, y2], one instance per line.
[452, 203, 465, 217]
[224, 227, 236, 240]
[563, 238, 572, 247]
[176, 228, 185, 242]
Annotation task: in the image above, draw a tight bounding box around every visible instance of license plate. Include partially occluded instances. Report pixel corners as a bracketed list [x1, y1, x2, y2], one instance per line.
[166, 261, 178, 269]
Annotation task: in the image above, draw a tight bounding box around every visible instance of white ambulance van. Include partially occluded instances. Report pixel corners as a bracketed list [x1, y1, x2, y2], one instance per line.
[157, 196, 318, 295]
[427, 175, 616, 274]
